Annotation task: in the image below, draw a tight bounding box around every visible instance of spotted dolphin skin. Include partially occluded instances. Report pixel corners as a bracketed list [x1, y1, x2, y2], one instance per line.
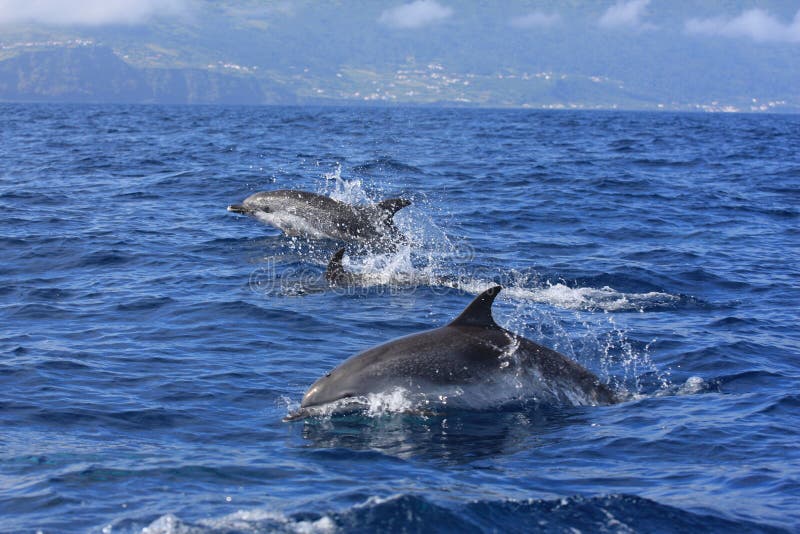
[228, 189, 410, 246]
[285, 286, 617, 421]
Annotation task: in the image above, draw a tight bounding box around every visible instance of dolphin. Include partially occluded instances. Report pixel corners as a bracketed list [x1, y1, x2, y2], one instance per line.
[228, 190, 410, 246]
[325, 248, 458, 289]
[285, 286, 617, 421]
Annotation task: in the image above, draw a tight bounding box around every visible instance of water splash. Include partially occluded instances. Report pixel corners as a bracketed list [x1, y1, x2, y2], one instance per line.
[365, 388, 416, 416]
[315, 165, 464, 284]
[321, 163, 371, 205]
[494, 291, 671, 399]
[595, 314, 667, 396]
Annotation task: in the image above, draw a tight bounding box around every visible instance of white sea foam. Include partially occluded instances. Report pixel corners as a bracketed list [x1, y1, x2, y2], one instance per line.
[200, 509, 336, 534]
[139, 509, 336, 534]
[451, 277, 678, 313]
[503, 283, 679, 312]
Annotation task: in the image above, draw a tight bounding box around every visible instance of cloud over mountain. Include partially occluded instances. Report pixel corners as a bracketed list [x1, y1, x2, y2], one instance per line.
[686, 8, 800, 44]
[378, 0, 453, 29]
[598, 0, 654, 30]
[0, 0, 188, 27]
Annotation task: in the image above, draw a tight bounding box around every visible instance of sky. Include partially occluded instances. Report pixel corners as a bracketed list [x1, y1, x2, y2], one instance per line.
[0, 0, 798, 44]
[0, 0, 188, 26]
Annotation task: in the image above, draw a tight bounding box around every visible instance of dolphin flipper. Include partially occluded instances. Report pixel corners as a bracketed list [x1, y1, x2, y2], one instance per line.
[325, 248, 347, 284]
[448, 286, 502, 328]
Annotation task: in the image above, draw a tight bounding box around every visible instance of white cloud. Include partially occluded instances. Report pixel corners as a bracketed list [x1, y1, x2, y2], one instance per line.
[510, 11, 561, 29]
[0, 0, 189, 26]
[686, 8, 800, 43]
[379, 0, 453, 30]
[598, 0, 654, 30]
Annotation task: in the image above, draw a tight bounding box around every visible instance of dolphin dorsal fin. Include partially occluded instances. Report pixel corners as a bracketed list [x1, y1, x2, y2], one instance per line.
[448, 286, 502, 328]
[325, 248, 347, 283]
[376, 198, 411, 222]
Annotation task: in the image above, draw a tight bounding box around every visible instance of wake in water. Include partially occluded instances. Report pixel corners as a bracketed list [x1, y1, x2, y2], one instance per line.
[247, 174, 689, 321]
[254, 166, 685, 312]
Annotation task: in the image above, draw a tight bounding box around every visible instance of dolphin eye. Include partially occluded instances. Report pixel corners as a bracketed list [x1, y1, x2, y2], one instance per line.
[342, 392, 354, 398]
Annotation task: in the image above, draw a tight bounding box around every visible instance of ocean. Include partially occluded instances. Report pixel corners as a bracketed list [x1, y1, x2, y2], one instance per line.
[0, 104, 798, 533]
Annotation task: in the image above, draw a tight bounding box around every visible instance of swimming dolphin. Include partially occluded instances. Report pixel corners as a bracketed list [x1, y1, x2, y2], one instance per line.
[325, 248, 458, 289]
[228, 190, 410, 246]
[285, 286, 617, 421]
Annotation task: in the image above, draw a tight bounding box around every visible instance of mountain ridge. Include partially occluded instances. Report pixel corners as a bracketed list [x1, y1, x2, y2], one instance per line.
[0, 44, 794, 112]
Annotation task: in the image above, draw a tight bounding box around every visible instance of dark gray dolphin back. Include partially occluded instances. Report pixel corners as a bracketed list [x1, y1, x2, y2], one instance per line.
[448, 286, 617, 406]
[286, 284, 618, 420]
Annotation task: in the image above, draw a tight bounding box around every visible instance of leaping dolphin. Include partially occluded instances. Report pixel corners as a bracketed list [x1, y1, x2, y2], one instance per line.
[285, 286, 617, 421]
[228, 190, 410, 246]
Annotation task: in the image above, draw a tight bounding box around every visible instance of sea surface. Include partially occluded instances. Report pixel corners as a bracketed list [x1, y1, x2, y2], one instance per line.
[1, 104, 798, 533]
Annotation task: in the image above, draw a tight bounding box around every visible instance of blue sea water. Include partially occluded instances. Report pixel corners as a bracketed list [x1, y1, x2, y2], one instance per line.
[0, 104, 798, 533]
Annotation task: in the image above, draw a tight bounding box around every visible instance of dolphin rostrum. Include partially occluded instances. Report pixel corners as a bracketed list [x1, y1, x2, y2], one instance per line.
[228, 190, 410, 246]
[285, 286, 617, 421]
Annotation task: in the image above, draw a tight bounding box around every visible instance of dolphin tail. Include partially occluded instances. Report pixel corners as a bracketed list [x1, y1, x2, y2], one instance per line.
[376, 198, 411, 223]
[325, 248, 347, 284]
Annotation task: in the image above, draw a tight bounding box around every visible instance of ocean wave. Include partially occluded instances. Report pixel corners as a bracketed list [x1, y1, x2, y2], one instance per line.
[25, 406, 194, 430]
[130, 493, 788, 534]
[352, 157, 423, 174]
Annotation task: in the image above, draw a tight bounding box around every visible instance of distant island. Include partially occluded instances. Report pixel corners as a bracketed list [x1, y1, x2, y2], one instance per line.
[2, 43, 791, 112]
[2, 0, 798, 113]
[0, 44, 291, 105]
